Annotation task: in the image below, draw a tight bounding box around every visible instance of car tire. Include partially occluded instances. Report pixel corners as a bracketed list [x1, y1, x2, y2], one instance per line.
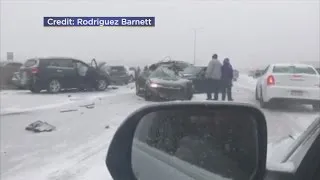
[312, 104, 320, 111]
[259, 89, 269, 109]
[30, 86, 41, 93]
[96, 79, 108, 91]
[47, 79, 61, 93]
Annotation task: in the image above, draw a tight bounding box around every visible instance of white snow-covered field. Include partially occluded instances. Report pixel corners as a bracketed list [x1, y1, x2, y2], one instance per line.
[1, 75, 319, 180]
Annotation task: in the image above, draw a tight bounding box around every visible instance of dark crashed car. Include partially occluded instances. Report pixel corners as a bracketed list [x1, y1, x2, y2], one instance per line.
[136, 66, 193, 101]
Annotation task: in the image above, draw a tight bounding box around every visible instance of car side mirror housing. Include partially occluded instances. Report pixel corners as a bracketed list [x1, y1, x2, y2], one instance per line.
[106, 102, 268, 180]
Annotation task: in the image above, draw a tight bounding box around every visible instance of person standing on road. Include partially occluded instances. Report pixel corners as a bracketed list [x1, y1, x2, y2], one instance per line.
[221, 58, 234, 101]
[205, 54, 222, 100]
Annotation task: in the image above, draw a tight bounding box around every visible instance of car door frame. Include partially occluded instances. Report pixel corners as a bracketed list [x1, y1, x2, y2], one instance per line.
[137, 70, 151, 92]
[256, 65, 271, 98]
[45, 58, 77, 89]
[192, 67, 207, 94]
[264, 117, 320, 180]
[72, 59, 94, 87]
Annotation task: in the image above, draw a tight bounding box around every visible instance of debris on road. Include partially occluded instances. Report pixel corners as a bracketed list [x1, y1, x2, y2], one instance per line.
[60, 109, 78, 113]
[110, 86, 119, 90]
[79, 103, 95, 109]
[105, 125, 110, 129]
[25, 121, 56, 133]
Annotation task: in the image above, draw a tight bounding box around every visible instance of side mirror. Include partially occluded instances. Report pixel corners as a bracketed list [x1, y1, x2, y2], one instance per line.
[106, 102, 268, 180]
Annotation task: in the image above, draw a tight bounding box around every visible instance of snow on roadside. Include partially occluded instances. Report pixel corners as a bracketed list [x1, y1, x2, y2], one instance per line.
[234, 74, 257, 91]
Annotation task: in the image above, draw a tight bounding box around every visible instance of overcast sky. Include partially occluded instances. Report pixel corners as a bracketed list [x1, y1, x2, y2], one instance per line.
[0, 0, 319, 68]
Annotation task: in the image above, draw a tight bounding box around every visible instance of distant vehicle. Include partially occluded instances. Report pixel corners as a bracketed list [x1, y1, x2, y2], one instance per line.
[103, 65, 131, 85]
[255, 63, 320, 110]
[249, 69, 264, 78]
[19, 57, 110, 93]
[11, 72, 25, 89]
[233, 69, 239, 81]
[136, 66, 193, 101]
[125, 66, 136, 82]
[0, 61, 23, 89]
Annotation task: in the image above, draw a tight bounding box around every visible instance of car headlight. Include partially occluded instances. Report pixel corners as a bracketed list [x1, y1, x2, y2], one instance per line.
[150, 83, 161, 88]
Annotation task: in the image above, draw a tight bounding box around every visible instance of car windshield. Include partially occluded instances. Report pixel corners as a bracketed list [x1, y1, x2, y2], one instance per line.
[273, 66, 317, 75]
[110, 66, 126, 72]
[149, 67, 179, 80]
[182, 66, 202, 75]
[23, 59, 37, 67]
[1, 1, 319, 180]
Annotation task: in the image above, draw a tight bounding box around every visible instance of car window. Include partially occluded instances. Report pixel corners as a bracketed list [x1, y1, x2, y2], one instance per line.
[273, 66, 317, 75]
[47, 59, 74, 68]
[24, 59, 37, 67]
[110, 66, 126, 72]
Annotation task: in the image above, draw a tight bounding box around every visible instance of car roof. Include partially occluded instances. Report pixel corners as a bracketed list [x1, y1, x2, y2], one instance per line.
[271, 63, 315, 68]
[27, 57, 82, 61]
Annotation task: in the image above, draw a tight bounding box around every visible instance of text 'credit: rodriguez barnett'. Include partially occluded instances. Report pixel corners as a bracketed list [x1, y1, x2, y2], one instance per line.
[43, 17, 155, 27]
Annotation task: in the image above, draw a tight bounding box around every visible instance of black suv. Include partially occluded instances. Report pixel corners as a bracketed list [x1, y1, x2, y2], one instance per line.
[19, 57, 111, 93]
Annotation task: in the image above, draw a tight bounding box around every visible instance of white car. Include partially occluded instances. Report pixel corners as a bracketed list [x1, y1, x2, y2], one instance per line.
[255, 63, 320, 110]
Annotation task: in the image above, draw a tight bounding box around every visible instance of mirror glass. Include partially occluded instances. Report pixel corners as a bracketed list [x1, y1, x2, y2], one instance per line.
[132, 109, 259, 180]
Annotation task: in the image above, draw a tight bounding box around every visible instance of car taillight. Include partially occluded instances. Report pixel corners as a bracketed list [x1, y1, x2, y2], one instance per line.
[267, 75, 275, 86]
[31, 67, 39, 74]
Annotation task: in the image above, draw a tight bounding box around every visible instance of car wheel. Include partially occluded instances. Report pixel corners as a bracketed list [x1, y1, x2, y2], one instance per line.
[259, 89, 269, 108]
[312, 104, 320, 111]
[96, 79, 108, 91]
[47, 79, 61, 93]
[30, 86, 41, 93]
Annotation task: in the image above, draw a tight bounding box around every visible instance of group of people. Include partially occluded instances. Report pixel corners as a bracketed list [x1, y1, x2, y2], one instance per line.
[205, 54, 234, 101]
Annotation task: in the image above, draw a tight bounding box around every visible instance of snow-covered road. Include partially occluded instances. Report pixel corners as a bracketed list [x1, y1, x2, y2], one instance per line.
[1, 75, 318, 180]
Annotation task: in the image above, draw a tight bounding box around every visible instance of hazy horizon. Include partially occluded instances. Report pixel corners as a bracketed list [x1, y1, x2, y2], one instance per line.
[1, 0, 319, 68]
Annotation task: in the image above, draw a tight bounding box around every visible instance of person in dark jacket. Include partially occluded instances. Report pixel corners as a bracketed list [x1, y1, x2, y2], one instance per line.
[221, 58, 234, 101]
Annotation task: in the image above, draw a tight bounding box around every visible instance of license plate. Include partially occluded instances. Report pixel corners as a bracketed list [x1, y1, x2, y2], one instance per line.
[290, 90, 303, 96]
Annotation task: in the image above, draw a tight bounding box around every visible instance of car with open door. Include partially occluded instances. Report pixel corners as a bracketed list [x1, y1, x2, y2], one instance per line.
[19, 57, 110, 93]
[136, 65, 193, 101]
[103, 65, 131, 85]
[255, 63, 320, 110]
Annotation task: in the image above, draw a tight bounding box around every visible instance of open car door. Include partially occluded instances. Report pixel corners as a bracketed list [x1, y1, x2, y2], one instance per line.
[192, 67, 207, 94]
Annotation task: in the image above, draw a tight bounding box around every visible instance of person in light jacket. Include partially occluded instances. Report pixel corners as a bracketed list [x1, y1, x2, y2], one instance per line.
[221, 58, 234, 101]
[205, 54, 222, 100]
